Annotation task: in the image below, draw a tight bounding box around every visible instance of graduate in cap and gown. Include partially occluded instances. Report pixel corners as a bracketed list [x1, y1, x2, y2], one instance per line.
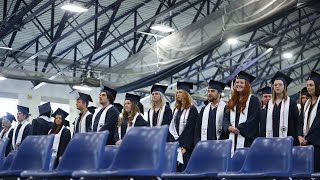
[147, 84, 172, 127]
[168, 81, 198, 172]
[257, 86, 272, 137]
[298, 87, 308, 115]
[49, 108, 71, 168]
[0, 113, 15, 156]
[114, 93, 147, 145]
[222, 71, 260, 153]
[298, 71, 320, 172]
[194, 80, 227, 145]
[261, 71, 300, 145]
[32, 102, 53, 135]
[12, 105, 32, 150]
[91, 86, 120, 145]
[74, 92, 93, 133]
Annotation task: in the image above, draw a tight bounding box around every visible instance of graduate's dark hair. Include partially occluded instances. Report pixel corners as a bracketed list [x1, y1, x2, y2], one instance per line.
[41, 111, 51, 118]
[228, 80, 251, 113]
[49, 114, 65, 134]
[118, 100, 140, 127]
[307, 79, 320, 97]
[101, 90, 115, 104]
[77, 97, 88, 107]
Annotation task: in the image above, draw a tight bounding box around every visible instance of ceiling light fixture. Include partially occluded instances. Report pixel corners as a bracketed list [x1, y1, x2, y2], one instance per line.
[227, 38, 239, 45]
[72, 85, 92, 91]
[282, 52, 293, 59]
[0, 47, 13, 50]
[61, 4, 88, 13]
[150, 24, 175, 33]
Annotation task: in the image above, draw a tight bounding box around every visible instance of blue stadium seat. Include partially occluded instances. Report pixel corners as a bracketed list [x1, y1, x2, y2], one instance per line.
[2, 150, 17, 170]
[161, 140, 232, 178]
[0, 135, 54, 177]
[228, 148, 249, 172]
[0, 138, 9, 170]
[292, 146, 314, 178]
[218, 137, 293, 179]
[163, 142, 179, 174]
[21, 131, 109, 178]
[72, 126, 168, 179]
[99, 145, 118, 169]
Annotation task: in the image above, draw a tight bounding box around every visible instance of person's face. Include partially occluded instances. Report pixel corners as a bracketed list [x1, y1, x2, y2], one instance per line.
[1, 118, 9, 129]
[301, 95, 308, 105]
[152, 91, 161, 102]
[234, 79, 246, 92]
[273, 80, 285, 94]
[99, 92, 108, 105]
[16, 112, 26, 122]
[207, 88, 220, 102]
[176, 90, 184, 102]
[76, 99, 86, 110]
[307, 80, 316, 96]
[262, 94, 272, 105]
[54, 115, 63, 125]
[124, 100, 133, 113]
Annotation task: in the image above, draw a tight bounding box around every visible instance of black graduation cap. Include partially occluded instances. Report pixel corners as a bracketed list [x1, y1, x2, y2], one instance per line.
[17, 105, 29, 114]
[208, 80, 226, 92]
[308, 71, 320, 85]
[64, 120, 70, 127]
[78, 92, 93, 103]
[137, 102, 144, 115]
[177, 81, 193, 94]
[300, 87, 308, 96]
[52, 108, 69, 119]
[5, 112, 16, 122]
[113, 103, 123, 113]
[125, 93, 141, 104]
[102, 86, 117, 99]
[257, 86, 272, 95]
[38, 102, 52, 115]
[87, 106, 96, 114]
[270, 71, 293, 86]
[151, 84, 168, 94]
[236, 71, 256, 83]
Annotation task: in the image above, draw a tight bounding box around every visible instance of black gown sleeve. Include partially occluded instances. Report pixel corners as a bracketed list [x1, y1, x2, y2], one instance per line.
[162, 105, 173, 126]
[147, 109, 151, 127]
[177, 106, 198, 149]
[5, 129, 13, 156]
[21, 124, 32, 142]
[86, 114, 93, 132]
[288, 99, 300, 145]
[31, 119, 38, 135]
[305, 104, 320, 147]
[194, 107, 205, 146]
[57, 128, 71, 159]
[135, 115, 148, 126]
[237, 96, 261, 141]
[99, 107, 120, 145]
[222, 106, 232, 136]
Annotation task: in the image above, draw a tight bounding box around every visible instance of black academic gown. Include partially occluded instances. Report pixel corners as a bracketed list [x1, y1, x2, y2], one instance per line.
[113, 114, 147, 142]
[194, 105, 222, 146]
[260, 98, 300, 146]
[299, 102, 320, 172]
[1, 128, 13, 156]
[32, 117, 53, 135]
[222, 95, 260, 149]
[74, 112, 93, 133]
[168, 105, 198, 172]
[147, 105, 173, 127]
[55, 128, 71, 168]
[13, 123, 32, 150]
[92, 106, 120, 145]
[259, 106, 267, 137]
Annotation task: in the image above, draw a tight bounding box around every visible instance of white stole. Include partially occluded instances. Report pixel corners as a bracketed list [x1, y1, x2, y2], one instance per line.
[91, 104, 113, 131]
[75, 111, 92, 133]
[149, 104, 166, 127]
[168, 107, 191, 165]
[229, 95, 251, 153]
[201, 101, 226, 140]
[12, 120, 30, 150]
[118, 113, 139, 140]
[303, 97, 320, 136]
[266, 97, 290, 138]
[49, 126, 65, 158]
[0, 127, 13, 139]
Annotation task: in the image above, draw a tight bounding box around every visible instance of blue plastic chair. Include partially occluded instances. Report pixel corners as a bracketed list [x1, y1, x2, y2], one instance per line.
[0, 138, 9, 170]
[163, 142, 179, 174]
[2, 150, 17, 170]
[72, 126, 169, 178]
[162, 140, 232, 178]
[0, 135, 54, 177]
[228, 148, 249, 172]
[21, 131, 109, 178]
[99, 145, 118, 169]
[292, 146, 314, 178]
[218, 137, 293, 179]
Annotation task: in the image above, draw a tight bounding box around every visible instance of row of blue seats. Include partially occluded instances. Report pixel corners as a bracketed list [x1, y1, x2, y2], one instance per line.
[0, 126, 319, 179]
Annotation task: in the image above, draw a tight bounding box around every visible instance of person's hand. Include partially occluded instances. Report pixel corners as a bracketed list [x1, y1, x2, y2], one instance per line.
[59, 156, 62, 161]
[181, 147, 186, 154]
[298, 136, 307, 146]
[228, 126, 240, 134]
[115, 140, 122, 145]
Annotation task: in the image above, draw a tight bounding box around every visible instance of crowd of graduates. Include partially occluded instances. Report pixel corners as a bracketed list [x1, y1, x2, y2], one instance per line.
[0, 70, 319, 172]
